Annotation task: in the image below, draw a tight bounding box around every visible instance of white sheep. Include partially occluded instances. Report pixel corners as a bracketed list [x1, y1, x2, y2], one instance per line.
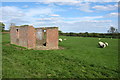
[98, 41, 106, 48]
[104, 42, 108, 46]
[64, 38, 66, 40]
[99, 38, 101, 40]
[59, 38, 62, 42]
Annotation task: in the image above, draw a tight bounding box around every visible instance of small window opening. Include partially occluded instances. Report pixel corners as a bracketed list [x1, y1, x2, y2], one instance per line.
[16, 29, 19, 32]
[44, 30, 46, 32]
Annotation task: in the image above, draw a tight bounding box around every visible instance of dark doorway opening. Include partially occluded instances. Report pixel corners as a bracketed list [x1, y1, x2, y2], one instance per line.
[43, 30, 46, 46]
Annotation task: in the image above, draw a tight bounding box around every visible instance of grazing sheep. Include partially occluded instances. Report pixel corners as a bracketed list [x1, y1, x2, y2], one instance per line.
[104, 42, 108, 46]
[98, 41, 106, 48]
[59, 38, 62, 42]
[64, 38, 66, 40]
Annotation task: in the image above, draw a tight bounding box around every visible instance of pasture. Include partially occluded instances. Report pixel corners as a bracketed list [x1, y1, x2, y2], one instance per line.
[2, 33, 119, 78]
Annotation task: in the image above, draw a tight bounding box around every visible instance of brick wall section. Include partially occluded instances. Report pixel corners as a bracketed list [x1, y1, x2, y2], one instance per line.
[46, 28, 58, 49]
[27, 26, 36, 48]
[19, 26, 28, 48]
[10, 27, 18, 45]
[10, 26, 36, 48]
[10, 26, 58, 49]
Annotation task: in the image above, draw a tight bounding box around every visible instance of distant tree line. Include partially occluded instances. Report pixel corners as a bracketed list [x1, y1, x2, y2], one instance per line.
[59, 27, 120, 39]
[59, 32, 119, 38]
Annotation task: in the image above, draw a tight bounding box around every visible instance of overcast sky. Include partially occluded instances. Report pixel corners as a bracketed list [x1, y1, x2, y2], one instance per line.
[0, 0, 119, 33]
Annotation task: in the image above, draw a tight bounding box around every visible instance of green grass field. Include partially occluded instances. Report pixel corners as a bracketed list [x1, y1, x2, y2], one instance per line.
[2, 33, 119, 78]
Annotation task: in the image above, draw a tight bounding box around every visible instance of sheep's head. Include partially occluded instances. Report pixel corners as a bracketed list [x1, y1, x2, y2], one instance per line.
[98, 41, 106, 48]
[105, 42, 108, 46]
[59, 38, 62, 42]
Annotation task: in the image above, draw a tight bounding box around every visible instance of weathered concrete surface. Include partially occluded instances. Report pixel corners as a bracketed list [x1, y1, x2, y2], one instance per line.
[36, 28, 44, 46]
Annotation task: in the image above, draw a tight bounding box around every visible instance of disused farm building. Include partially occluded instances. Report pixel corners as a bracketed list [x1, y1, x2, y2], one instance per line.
[10, 25, 58, 50]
